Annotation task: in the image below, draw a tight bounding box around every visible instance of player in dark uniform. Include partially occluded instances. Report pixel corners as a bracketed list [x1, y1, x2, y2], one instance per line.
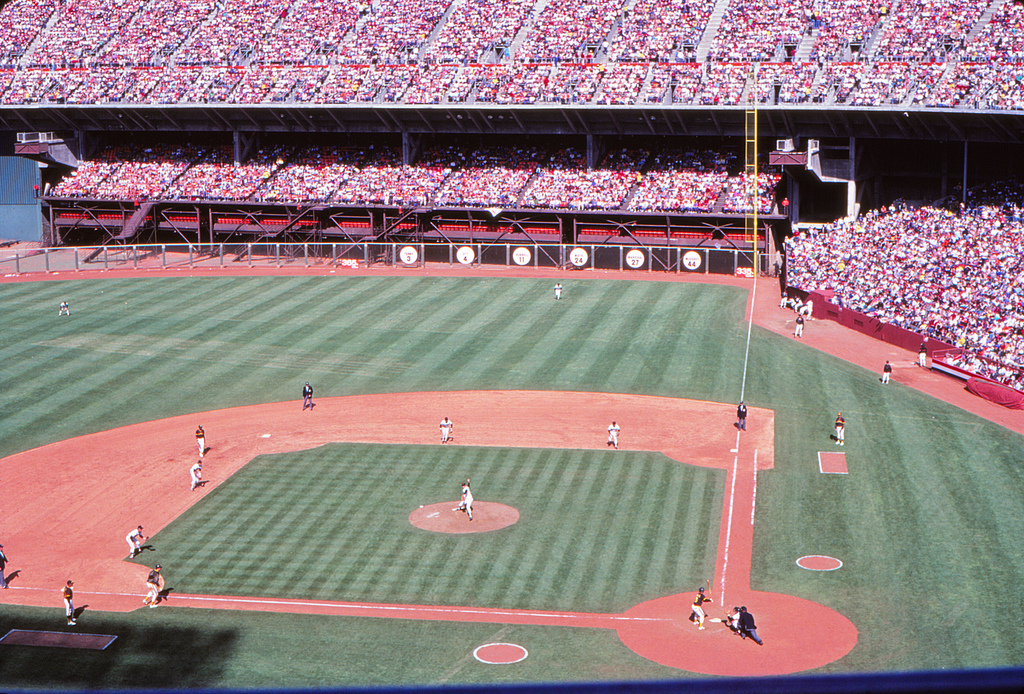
[882, 361, 892, 384]
[302, 382, 314, 411]
[63, 580, 76, 625]
[143, 565, 163, 607]
[736, 402, 747, 431]
[690, 586, 713, 630]
[738, 606, 763, 645]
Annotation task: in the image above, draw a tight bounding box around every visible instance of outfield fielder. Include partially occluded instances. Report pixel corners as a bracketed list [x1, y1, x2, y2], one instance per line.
[554, 283, 563, 300]
[126, 525, 147, 558]
[58, 301, 70, 316]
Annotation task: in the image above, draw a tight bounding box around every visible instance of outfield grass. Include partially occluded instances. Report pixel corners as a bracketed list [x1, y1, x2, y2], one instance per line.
[2, 275, 1024, 687]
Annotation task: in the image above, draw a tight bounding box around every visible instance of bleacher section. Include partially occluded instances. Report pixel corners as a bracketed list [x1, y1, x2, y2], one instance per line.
[48, 142, 779, 217]
[0, 0, 1022, 109]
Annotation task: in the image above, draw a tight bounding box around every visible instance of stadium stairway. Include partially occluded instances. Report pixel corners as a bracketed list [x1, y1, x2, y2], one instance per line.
[695, 0, 732, 61]
[966, 0, 1009, 44]
[794, 29, 817, 62]
[508, 0, 551, 61]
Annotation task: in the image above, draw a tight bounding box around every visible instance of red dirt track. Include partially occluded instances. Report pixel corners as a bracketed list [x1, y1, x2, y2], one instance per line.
[0, 388, 857, 676]
[7, 266, 1014, 678]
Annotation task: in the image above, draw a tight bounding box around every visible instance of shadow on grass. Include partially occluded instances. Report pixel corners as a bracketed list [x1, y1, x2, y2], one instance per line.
[0, 610, 237, 689]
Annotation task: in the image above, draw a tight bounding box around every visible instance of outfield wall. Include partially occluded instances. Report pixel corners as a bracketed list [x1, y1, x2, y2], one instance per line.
[0, 241, 767, 276]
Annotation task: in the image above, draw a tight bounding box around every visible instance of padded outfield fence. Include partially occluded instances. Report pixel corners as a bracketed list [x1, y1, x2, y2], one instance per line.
[0, 241, 767, 276]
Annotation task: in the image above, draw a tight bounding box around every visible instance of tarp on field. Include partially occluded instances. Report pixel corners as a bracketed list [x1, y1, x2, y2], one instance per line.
[966, 377, 1024, 409]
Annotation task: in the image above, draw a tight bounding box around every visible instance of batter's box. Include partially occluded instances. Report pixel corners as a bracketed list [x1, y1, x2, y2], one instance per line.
[0, 629, 118, 650]
[818, 451, 848, 474]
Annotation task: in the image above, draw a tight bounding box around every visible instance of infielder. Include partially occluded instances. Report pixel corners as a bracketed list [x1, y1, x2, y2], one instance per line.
[690, 586, 712, 630]
[835, 412, 846, 446]
[454, 478, 473, 521]
[195, 424, 206, 458]
[554, 283, 563, 300]
[607, 421, 620, 449]
[58, 301, 70, 316]
[190, 460, 203, 491]
[126, 525, 147, 557]
[63, 580, 76, 625]
[0, 543, 9, 589]
[143, 564, 163, 607]
[440, 416, 454, 444]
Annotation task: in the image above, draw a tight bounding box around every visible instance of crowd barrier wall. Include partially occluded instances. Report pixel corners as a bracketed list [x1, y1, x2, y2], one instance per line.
[796, 288, 1024, 401]
[0, 242, 766, 277]
[805, 289, 956, 357]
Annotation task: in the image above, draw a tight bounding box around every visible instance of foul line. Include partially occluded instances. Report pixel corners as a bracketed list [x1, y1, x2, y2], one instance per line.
[751, 448, 759, 526]
[721, 273, 760, 607]
[2, 586, 668, 625]
[738, 270, 758, 403]
[719, 430, 741, 607]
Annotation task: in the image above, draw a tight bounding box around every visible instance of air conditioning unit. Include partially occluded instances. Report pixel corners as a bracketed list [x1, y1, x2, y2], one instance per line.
[776, 138, 794, 152]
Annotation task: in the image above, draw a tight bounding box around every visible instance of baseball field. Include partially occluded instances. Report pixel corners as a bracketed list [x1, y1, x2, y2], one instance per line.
[0, 269, 1023, 689]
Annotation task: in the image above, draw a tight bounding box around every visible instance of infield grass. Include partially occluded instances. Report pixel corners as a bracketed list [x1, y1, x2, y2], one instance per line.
[137, 444, 723, 613]
[2, 275, 1024, 687]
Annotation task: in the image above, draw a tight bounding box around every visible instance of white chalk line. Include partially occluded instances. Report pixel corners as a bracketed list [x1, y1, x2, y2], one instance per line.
[751, 449, 759, 526]
[721, 269, 760, 608]
[4, 585, 667, 623]
[720, 432, 740, 608]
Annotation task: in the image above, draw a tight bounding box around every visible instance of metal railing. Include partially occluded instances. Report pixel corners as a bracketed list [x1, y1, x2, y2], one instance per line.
[0, 242, 765, 276]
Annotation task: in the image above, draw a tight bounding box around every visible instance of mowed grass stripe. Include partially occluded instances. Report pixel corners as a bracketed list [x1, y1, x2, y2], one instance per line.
[406, 280, 542, 389]
[280, 279, 426, 382]
[471, 279, 603, 388]
[344, 279, 503, 390]
[120, 279, 346, 412]
[557, 452, 642, 610]
[575, 283, 672, 392]
[490, 280, 651, 391]
[315, 278, 495, 394]
[145, 443, 723, 614]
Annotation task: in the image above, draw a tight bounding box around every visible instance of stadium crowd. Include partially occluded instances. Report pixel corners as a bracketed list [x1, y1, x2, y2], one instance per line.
[3, 0, 1024, 109]
[3, 61, 1024, 109]
[47, 141, 783, 214]
[786, 203, 1024, 391]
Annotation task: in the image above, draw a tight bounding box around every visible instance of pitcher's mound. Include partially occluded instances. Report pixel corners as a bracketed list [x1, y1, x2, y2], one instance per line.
[410, 502, 519, 534]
